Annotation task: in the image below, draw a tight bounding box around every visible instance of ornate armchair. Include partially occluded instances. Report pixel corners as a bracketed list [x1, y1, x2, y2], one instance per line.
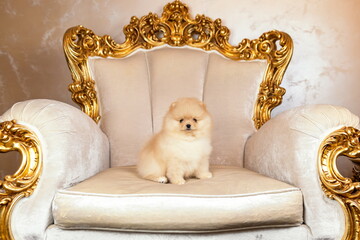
[1, 1, 359, 239]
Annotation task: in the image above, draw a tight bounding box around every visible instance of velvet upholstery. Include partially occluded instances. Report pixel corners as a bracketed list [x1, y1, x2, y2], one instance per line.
[89, 46, 267, 167]
[4, 100, 352, 239]
[245, 104, 360, 239]
[0, 99, 110, 240]
[52, 166, 303, 232]
[45, 225, 312, 240]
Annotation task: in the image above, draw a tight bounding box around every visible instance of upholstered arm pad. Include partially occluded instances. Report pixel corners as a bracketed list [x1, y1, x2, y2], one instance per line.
[0, 99, 109, 240]
[244, 104, 359, 239]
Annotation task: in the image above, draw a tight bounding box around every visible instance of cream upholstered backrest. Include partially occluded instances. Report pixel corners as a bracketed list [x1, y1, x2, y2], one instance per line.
[89, 47, 266, 167]
[63, 0, 293, 167]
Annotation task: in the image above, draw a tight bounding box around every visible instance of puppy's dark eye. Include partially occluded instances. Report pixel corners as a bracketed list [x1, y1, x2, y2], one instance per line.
[193, 118, 197, 122]
[179, 119, 184, 123]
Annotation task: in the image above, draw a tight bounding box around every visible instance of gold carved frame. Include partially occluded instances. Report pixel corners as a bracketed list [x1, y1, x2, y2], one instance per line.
[0, 121, 42, 240]
[63, 0, 293, 129]
[319, 127, 360, 240]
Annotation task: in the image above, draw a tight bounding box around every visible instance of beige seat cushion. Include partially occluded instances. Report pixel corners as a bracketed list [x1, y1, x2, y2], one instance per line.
[52, 166, 303, 233]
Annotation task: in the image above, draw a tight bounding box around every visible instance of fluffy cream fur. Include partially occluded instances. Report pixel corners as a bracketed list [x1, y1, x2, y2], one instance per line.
[137, 98, 213, 185]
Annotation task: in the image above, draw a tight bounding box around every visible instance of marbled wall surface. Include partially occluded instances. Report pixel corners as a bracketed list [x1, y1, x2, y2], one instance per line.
[0, 0, 359, 175]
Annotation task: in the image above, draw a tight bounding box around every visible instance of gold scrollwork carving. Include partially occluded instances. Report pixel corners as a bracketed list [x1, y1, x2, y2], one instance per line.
[353, 165, 360, 182]
[0, 120, 42, 240]
[318, 126, 360, 240]
[63, 0, 293, 128]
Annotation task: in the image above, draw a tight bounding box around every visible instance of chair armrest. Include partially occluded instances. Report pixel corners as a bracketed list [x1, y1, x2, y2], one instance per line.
[244, 104, 359, 239]
[0, 99, 109, 240]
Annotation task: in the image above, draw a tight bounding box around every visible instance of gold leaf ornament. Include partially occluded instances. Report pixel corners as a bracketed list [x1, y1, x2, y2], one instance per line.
[0, 120, 42, 240]
[319, 127, 360, 239]
[63, 0, 293, 129]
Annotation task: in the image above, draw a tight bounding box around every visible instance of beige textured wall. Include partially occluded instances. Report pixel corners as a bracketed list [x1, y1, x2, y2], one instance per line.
[1, 0, 359, 176]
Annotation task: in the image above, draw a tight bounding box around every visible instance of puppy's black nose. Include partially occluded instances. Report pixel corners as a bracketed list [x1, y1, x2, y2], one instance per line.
[186, 124, 191, 129]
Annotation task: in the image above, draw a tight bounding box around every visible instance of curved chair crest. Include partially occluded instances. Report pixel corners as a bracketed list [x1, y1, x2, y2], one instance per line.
[63, 0, 293, 129]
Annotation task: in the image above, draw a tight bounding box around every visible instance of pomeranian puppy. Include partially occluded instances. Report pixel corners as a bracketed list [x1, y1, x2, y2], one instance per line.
[137, 98, 213, 185]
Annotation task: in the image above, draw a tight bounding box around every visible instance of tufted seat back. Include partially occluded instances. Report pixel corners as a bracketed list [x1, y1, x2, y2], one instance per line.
[88, 46, 267, 167]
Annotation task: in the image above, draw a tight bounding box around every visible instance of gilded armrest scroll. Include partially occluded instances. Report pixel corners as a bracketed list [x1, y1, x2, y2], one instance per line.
[0, 120, 42, 240]
[318, 126, 360, 240]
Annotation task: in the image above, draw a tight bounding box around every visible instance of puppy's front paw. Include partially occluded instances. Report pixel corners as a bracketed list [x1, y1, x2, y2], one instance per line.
[171, 178, 186, 185]
[196, 172, 213, 179]
[156, 176, 168, 184]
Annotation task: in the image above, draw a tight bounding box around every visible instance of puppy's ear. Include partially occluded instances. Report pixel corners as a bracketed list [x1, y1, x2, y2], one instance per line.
[170, 102, 177, 109]
[199, 101, 207, 110]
